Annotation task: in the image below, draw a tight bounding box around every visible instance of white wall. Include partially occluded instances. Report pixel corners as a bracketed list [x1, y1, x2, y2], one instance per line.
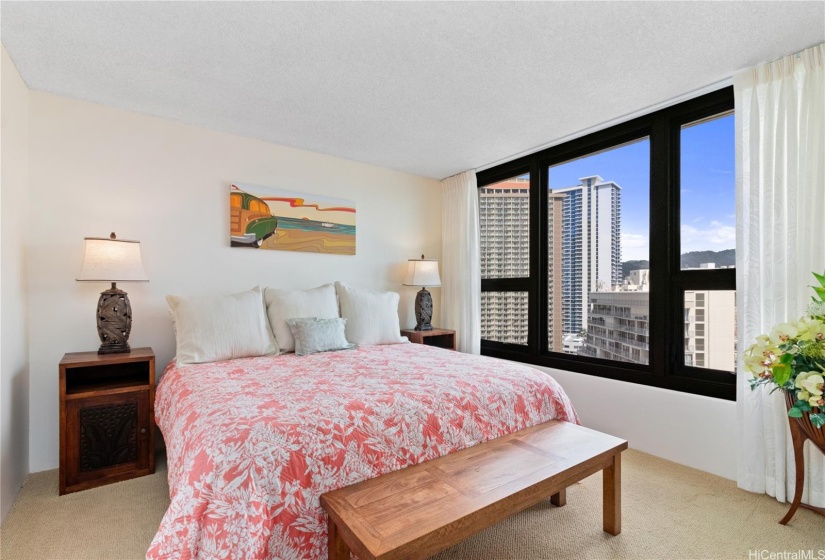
[0, 46, 31, 520]
[26, 92, 442, 472]
[538, 364, 737, 479]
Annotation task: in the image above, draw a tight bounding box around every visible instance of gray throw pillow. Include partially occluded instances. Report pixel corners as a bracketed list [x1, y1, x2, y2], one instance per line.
[285, 317, 356, 356]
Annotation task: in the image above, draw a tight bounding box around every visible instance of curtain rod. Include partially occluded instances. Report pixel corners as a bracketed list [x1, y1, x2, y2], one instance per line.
[471, 76, 733, 175]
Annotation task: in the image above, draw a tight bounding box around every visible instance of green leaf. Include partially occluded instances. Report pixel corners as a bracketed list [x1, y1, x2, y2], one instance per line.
[813, 286, 825, 301]
[809, 413, 825, 429]
[813, 271, 825, 289]
[796, 400, 812, 412]
[772, 363, 791, 387]
[780, 352, 794, 365]
[788, 407, 804, 418]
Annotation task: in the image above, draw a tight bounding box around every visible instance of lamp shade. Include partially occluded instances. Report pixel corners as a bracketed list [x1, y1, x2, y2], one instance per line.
[76, 236, 149, 282]
[403, 257, 441, 287]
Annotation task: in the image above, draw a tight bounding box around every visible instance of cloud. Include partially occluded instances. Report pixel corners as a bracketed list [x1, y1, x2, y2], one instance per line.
[681, 222, 735, 252]
[622, 233, 647, 247]
[621, 232, 649, 261]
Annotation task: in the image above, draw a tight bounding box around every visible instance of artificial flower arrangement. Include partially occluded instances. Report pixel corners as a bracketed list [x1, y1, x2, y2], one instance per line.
[743, 271, 825, 428]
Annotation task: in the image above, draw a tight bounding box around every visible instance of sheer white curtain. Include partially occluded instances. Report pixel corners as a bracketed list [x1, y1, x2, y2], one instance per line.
[736, 43, 825, 507]
[441, 170, 481, 354]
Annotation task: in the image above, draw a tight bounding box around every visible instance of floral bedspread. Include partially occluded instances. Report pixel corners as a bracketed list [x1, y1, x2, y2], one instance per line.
[147, 343, 578, 559]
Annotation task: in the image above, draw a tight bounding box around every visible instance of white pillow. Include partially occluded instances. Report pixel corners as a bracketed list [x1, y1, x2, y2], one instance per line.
[335, 282, 404, 345]
[167, 286, 278, 365]
[264, 284, 340, 353]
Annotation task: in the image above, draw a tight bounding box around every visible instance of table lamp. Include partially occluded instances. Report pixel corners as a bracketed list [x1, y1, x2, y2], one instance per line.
[76, 233, 149, 354]
[403, 255, 441, 331]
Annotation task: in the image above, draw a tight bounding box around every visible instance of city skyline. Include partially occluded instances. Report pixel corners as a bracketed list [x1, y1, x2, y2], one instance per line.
[546, 113, 735, 260]
[479, 171, 735, 372]
[479, 174, 622, 348]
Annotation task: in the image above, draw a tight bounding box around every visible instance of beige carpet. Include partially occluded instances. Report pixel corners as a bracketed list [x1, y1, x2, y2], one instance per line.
[1, 449, 822, 560]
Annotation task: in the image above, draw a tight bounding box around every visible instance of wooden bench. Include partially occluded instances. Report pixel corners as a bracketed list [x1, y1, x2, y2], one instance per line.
[320, 420, 628, 560]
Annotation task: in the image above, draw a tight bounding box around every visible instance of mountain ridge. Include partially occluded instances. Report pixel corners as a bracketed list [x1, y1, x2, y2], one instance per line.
[621, 249, 735, 279]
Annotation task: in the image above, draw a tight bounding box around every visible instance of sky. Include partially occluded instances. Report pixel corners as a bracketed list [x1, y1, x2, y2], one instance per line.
[232, 184, 357, 226]
[546, 113, 735, 261]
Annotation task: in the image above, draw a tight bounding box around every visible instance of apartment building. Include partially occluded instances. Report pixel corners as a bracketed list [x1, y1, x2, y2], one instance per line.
[479, 176, 621, 349]
[684, 287, 736, 370]
[579, 283, 651, 365]
[479, 179, 531, 344]
[579, 266, 735, 371]
[555, 176, 622, 336]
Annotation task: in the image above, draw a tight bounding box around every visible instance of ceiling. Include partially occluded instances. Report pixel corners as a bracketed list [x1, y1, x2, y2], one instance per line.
[2, 2, 823, 180]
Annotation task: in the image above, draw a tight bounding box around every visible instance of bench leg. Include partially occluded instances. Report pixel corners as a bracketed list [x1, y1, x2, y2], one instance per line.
[328, 518, 351, 560]
[550, 488, 566, 507]
[603, 453, 621, 536]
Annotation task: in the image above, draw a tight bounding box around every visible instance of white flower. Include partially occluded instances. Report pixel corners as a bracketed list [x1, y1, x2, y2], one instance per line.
[799, 372, 824, 396]
[795, 371, 813, 389]
[770, 322, 798, 345]
[743, 341, 778, 377]
[797, 390, 811, 402]
[796, 316, 825, 341]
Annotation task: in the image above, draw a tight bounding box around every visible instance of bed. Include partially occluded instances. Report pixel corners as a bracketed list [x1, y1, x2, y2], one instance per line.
[147, 343, 578, 560]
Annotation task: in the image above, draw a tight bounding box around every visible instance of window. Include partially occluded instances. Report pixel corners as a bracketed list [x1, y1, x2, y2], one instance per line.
[478, 87, 735, 400]
[480, 175, 530, 279]
[547, 139, 649, 362]
[230, 193, 242, 208]
[684, 290, 736, 373]
[252, 200, 271, 214]
[481, 292, 529, 345]
[680, 114, 735, 268]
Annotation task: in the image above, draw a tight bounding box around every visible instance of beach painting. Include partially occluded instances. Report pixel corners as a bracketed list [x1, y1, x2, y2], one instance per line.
[229, 183, 356, 255]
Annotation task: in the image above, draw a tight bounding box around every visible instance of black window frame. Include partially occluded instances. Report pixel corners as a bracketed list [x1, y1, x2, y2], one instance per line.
[477, 87, 736, 400]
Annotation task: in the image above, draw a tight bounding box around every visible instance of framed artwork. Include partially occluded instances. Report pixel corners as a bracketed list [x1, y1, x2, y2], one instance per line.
[229, 183, 356, 255]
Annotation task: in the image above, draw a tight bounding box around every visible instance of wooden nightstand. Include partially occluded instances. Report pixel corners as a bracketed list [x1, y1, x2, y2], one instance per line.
[401, 328, 456, 350]
[59, 347, 155, 495]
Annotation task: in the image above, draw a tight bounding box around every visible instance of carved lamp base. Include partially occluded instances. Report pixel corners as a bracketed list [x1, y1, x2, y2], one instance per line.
[97, 283, 133, 354]
[414, 288, 433, 331]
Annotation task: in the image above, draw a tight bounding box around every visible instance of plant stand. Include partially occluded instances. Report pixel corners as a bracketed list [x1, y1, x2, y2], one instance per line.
[781, 392, 825, 525]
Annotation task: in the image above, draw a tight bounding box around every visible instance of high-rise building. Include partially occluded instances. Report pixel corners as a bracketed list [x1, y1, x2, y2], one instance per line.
[555, 176, 622, 337]
[479, 175, 621, 351]
[479, 179, 530, 345]
[579, 265, 736, 371]
[683, 265, 736, 371]
[579, 270, 650, 364]
[547, 192, 566, 352]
